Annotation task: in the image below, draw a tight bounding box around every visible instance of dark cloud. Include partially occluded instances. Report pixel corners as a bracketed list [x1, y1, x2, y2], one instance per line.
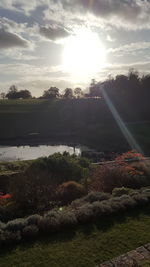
[0, 28, 29, 49]
[39, 25, 70, 40]
[59, 0, 150, 23]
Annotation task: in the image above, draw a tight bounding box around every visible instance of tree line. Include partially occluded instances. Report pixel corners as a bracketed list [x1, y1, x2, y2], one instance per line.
[1, 69, 150, 103]
[0, 86, 84, 100]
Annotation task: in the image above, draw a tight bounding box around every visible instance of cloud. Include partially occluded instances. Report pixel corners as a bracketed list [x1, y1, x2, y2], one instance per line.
[108, 41, 150, 55]
[53, 0, 150, 30]
[0, 28, 29, 49]
[1, 1, 150, 30]
[39, 25, 70, 41]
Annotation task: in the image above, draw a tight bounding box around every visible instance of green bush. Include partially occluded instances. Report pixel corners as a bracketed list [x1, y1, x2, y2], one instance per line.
[27, 153, 90, 184]
[112, 187, 131, 197]
[59, 211, 77, 227]
[76, 203, 94, 223]
[0, 189, 150, 247]
[26, 215, 42, 226]
[10, 154, 90, 212]
[5, 218, 27, 231]
[83, 191, 110, 203]
[38, 211, 61, 233]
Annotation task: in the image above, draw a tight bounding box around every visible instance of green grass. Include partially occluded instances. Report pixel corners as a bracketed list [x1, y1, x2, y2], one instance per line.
[0, 98, 150, 153]
[0, 161, 32, 176]
[141, 261, 150, 267]
[0, 206, 150, 267]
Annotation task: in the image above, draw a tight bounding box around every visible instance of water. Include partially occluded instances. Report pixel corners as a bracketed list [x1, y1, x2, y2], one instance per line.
[0, 145, 83, 162]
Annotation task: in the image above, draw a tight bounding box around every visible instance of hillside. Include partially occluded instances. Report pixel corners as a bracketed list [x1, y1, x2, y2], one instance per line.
[0, 98, 150, 153]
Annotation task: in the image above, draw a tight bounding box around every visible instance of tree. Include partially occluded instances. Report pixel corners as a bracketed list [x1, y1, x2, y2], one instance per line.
[89, 79, 101, 97]
[18, 90, 32, 99]
[74, 87, 83, 98]
[0, 92, 6, 99]
[64, 88, 73, 98]
[6, 85, 19, 99]
[42, 87, 59, 99]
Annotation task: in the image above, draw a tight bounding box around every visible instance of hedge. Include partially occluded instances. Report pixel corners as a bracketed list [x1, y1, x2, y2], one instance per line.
[0, 188, 150, 247]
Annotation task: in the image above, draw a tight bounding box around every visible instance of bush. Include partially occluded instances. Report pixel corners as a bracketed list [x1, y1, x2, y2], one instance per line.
[141, 188, 150, 197]
[59, 211, 77, 227]
[57, 181, 86, 205]
[26, 214, 42, 226]
[38, 211, 61, 233]
[132, 193, 149, 205]
[0, 221, 5, 230]
[5, 218, 27, 231]
[112, 187, 131, 197]
[76, 203, 94, 223]
[27, 153, 90, 184]
[83, 191, 110, 203]
[118, 195, 137, 209]
[22, 225, 39, 239]
[10, 153, 90, 212]
[90, 158, 148, 193]
[0, 188, 150, 247]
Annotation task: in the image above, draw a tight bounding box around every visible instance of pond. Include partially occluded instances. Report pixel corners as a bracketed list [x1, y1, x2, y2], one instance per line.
[0, 145, 85, 161]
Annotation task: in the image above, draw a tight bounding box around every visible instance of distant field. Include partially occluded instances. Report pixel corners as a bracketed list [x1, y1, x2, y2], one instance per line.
[0, 98, 150, 153]
[0, 206, 150, 267]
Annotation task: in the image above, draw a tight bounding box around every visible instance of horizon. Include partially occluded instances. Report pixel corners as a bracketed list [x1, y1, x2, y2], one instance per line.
[0, 0, 150, 96]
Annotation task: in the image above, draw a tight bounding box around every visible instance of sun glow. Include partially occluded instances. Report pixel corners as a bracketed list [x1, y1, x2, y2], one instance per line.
[63, 29, 106, 78]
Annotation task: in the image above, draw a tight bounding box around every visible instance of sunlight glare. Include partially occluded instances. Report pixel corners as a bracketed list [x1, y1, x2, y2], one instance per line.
[63, 29, 106, 78]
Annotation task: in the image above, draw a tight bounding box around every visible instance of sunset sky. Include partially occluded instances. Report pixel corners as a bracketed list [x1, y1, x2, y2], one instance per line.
[0, 0, 150, 96]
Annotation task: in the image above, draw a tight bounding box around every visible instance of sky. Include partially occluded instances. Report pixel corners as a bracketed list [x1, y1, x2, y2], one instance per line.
[0, 0, 150, 96]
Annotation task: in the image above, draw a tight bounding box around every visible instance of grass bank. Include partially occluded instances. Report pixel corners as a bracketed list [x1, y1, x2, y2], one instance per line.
[0, 206, 150, 267]
[0, 99, 150, 153]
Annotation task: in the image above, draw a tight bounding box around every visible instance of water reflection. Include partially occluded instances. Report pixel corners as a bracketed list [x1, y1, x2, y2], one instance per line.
[0, 145, 82, 161]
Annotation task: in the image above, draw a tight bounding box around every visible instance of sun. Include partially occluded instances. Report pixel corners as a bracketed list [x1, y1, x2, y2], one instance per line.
[62, 29, 106, 78]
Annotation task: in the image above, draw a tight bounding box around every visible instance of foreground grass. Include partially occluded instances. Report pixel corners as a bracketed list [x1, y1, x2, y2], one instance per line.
[0, 206, 150, 267]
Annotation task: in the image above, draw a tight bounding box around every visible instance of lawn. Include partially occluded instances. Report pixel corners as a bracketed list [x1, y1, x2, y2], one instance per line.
[0, 98, 150, 153]
[0, 206, 150, 267]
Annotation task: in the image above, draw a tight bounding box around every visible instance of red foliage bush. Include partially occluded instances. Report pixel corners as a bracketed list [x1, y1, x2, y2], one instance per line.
[0, 194, 12, 206]
[0, 194, 12, 200]
[89, 151, 148, 193]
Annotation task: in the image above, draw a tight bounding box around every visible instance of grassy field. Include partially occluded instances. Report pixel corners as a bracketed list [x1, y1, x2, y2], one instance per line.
[0, 206, 150, 267]
[0, 98, 150, 153]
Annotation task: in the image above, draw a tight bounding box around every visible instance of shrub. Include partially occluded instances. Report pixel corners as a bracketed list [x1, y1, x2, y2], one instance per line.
[96, 200, 113, 215]
[22, 225, 39, 239]
[59, 211, 77, 227]
[108, 199, 123, 213]
[57, 181, 86, 205]
[83, 191, 110, 203]
[132, 193, 149, 205]
[118, 195, 137, 209]
[5, 218, 27, 231]
[76, 203, 94, 223]
[38, 211, 61, 232]
[0, 221, 5, 230]
[90, 156, 148, 193]
[112, 187, 131, 197]
[10, 153, 90, 212]
[28, 153, 90, 184]
[141, 188, 150, 197]
[71, 198, 86, 209]
[26, 214, 42, 226]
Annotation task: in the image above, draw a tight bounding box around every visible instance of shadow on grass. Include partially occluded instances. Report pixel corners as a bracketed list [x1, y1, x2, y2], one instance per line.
[0, 204, 150, 257]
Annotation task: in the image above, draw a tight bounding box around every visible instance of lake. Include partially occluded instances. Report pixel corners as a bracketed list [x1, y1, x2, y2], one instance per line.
[0, 145, 85, 161]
